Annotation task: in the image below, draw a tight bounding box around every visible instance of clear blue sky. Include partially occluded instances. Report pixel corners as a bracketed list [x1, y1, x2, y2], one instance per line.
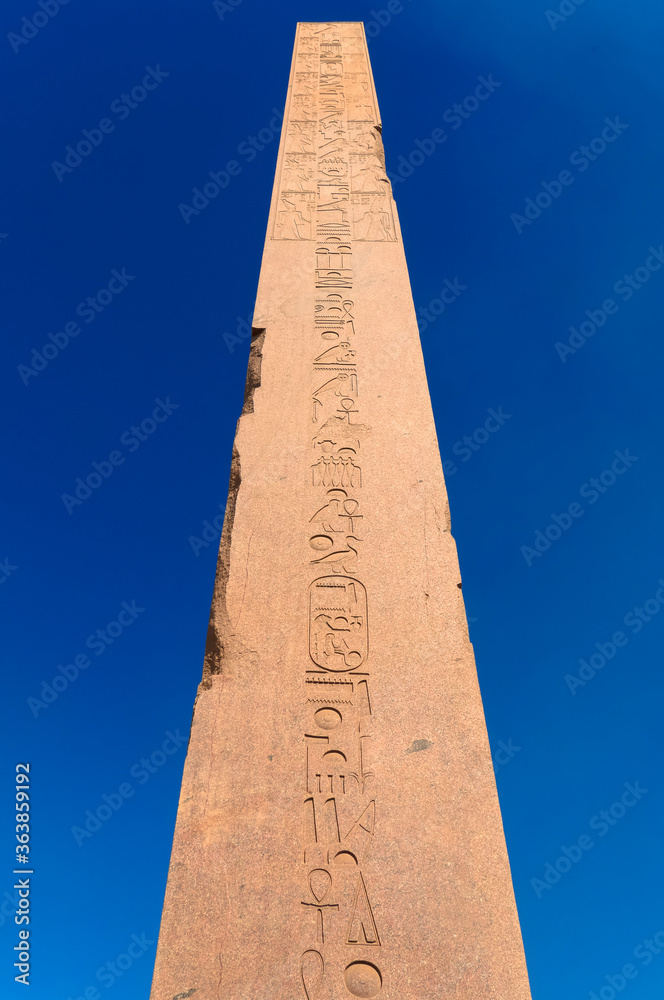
[2, 1, 663, 997]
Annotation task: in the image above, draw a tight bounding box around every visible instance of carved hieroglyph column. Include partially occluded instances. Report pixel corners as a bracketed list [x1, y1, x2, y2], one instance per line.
[150, 22, 532, 1000]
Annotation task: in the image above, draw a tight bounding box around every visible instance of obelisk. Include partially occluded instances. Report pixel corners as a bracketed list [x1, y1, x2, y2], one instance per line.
[150, 22, 532, 1000]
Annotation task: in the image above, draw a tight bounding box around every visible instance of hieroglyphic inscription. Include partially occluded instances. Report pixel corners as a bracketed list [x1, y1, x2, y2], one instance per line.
[309, 577, 367, 669]
[347, 872, 380, 946]
[293, 24, 384, 1000]
[272, 22, 396, 243]
[309, 488, 363, 569]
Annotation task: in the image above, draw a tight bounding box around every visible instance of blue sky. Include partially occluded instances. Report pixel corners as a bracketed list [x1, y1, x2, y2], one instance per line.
[2, 0, 663, 997]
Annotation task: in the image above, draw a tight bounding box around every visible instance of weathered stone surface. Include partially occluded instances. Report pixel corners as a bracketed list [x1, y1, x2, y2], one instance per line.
[150, 22, 532, 1000]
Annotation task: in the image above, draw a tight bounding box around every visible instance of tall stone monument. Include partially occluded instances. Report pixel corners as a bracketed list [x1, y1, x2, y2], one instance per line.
[150, 22, 532, 1000]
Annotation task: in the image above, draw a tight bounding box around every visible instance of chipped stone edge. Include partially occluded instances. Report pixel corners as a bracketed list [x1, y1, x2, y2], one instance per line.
[198, 327, 266, 694]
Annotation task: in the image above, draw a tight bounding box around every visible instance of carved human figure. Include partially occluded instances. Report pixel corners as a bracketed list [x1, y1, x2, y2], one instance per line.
[283, 161, 315, 191]
[276, 198, 311, 239]
[354, 200, 395, 241]
[351, 160, 385, 192]
[294, 74, 318, 96]
[348, 123, 381, 152]
[287, 121, 315, 153]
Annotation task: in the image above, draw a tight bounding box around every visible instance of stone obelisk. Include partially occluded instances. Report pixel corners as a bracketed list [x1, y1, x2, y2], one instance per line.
[150, 22, 532, 1000]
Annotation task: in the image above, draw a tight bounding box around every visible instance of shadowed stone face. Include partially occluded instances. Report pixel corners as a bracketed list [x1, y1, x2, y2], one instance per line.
[149, 22, 532, 1000]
